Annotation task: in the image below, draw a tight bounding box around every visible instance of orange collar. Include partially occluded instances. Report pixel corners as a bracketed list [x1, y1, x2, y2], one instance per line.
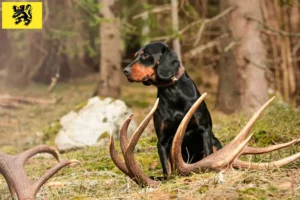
[155, 66, 185, 87]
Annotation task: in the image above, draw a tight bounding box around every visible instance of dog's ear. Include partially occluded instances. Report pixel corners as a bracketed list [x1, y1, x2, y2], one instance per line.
[157, 47, 180, 80]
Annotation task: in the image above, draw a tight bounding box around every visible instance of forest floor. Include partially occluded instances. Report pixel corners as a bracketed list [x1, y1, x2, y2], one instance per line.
[0, 75, 300, 200]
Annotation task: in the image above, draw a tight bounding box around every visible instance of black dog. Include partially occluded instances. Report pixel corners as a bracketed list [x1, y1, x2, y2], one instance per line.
[123, 42, 222, 175]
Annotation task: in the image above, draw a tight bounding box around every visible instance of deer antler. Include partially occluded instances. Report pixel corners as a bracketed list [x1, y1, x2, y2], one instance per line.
[110, 94, 300, 187]
[0, 145, 80, 200]
[109, 99, 160, 187]
[172, 94, 300, 175]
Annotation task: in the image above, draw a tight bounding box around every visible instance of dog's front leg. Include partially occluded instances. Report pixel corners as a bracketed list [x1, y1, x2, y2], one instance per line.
[157, 136, 172, 176]
[202, 126, 214, 157]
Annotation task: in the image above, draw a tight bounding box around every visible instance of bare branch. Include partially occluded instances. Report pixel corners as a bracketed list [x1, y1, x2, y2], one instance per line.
[184, 34, 228, 58]
[149, 6, 235, 44]
[292, 40, 300, 55]
[133, 4, 171, 19]
[247, 16, 300, 37]
[47, 73, 60, 92]
[193, 6, 236, 47]
[42, 0, 49, 25]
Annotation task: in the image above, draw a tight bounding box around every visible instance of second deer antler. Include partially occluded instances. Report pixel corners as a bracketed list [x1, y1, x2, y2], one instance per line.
[110, 94, 300, 187]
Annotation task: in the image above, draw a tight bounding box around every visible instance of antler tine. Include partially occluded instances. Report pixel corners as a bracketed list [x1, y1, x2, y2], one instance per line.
[33, 159, 80, 195]
[109, 115, 135, 178]
[124, 98, 160, 187]
[120, 114, 133, 156]
[0, 152, 16, 197]
[233, 152, 300, 169]
[241, 139, 300, 155]
[110, 135, 129, 175]
[17, 145, 61, 165]
[171, 93, 208, 175]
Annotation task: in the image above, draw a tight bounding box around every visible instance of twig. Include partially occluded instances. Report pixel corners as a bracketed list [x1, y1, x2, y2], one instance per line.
[193, 6, 236, 47]
[194, 22, 206, 47]
[133, 4, 171, 19]
[243, 57, 272, 75]
[149, 6, 235, 44]
[72, 0, 101, 20]
[179, 19, 202, 35]
[292, 40, 300, 55]
[150, 35, 172, 42]
[224, 40, 239, 52]
[47, 73, 60, 92]
[42, 0, 49, 25]
[247, 16, 300, 37]
[183, 34, 228, 58]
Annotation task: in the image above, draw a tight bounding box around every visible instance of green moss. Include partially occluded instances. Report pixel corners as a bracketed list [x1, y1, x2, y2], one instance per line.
[0, 145, 18, 155]
[98, 96, 115, 101]
[123, 99, 150, 108]
[97, 132, 110, 140]
[42, 121, 62, 145]
[238, 187, 267, 196]
[74, 100, 88, 112]
[69, 196, 93, 200]
[102, 117, 108, 122]
[139, 136, 158, 148]
[198, 185, 209, 194]
[252, 130, 283, 146]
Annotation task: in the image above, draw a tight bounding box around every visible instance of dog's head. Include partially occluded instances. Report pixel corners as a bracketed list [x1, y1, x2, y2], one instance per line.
[123, 42, 181, 86]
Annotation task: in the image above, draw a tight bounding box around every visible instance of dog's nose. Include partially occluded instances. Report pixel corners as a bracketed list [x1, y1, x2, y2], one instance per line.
[123, 67, 131, 76]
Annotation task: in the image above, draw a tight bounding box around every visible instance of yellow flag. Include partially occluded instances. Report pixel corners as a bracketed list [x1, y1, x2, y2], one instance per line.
[2, 2, 42, 29]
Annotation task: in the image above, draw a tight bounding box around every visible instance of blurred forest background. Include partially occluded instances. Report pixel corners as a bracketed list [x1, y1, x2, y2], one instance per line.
[0, 0, 300, 199]
[0, 0, 299, 113]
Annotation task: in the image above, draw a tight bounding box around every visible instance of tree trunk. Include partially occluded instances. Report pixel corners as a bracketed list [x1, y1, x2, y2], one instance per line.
[290, 0, 300, 107]
[0, 29, 10, 71]
[96, 0, 121, 98]
[141, 0, 150, 45]
[171, 0, 182, 61]
[216, 0, 268, 113]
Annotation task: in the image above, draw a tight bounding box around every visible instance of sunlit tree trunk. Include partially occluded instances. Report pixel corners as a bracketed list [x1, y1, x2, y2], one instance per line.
[216, 0, 268, 113]
[290, 0, 300, 106]
[171, 0, 182, 61]
[0, 26, 10, 71]
[141, 0, 150, 45]
[96, 0, 121, 98]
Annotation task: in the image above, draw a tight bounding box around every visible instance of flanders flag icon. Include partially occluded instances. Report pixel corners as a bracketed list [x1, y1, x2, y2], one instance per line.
[2, 2, 42, 29]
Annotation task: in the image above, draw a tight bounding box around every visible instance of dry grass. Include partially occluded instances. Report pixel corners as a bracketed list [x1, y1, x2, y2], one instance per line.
[0, 75, 300, 199]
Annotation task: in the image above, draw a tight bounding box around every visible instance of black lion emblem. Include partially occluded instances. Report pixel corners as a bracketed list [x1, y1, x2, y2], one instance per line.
[12, 4, 32, 26]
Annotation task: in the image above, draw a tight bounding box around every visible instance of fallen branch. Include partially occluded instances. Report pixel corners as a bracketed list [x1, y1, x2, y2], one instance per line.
[0, 101, 24, 109]
[0, 94, 56, 105]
